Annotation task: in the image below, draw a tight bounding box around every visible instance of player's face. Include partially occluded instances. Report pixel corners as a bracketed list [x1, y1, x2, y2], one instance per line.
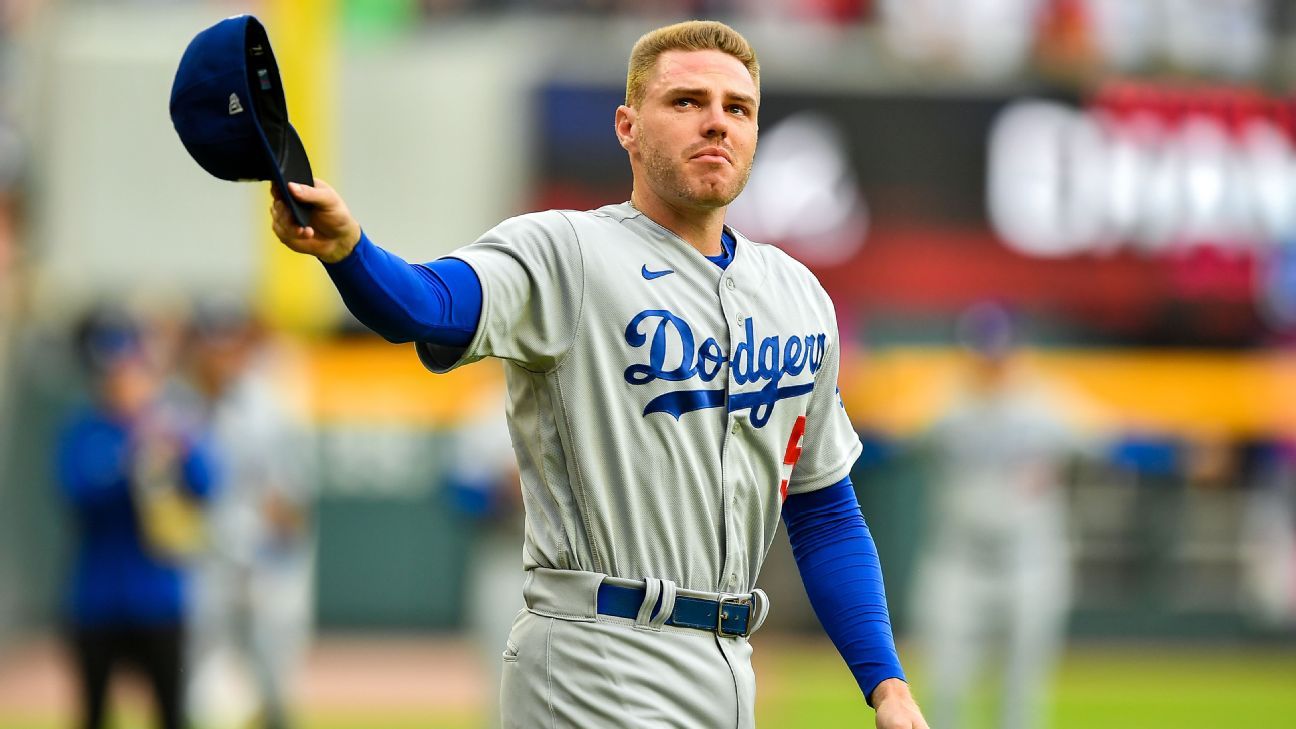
[620, 49, 759, 211]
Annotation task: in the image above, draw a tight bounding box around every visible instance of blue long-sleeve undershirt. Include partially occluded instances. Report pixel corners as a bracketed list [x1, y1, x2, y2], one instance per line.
[323, 231, 482, 347]
[321, 230, 903, 703]
[782, 477, 906, 705]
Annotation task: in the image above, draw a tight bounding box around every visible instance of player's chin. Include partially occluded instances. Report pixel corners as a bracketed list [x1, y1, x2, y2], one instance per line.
[682, 190, 735, 210]
[701, 184, 744, 208]
[684, 178, 742, 207]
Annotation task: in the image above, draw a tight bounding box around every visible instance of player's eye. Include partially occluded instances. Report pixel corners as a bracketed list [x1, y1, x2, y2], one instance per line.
[727, 104, 749, 116]
[675, 97, 699, 108]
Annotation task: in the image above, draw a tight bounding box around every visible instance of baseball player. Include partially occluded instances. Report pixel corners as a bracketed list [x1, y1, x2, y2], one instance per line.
[184, 306, 314, 729]
[443, 395, 525, 729]
[269, 21, 926, 729]
[58, 307, 219, 729]
[913, 304, 1075, 729]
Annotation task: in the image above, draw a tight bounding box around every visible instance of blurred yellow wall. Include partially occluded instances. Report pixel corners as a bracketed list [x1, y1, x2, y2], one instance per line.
[298, 342, 1296, 438]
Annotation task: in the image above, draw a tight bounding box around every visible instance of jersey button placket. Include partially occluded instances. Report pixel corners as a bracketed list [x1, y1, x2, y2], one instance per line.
[720, 273, 744, 595]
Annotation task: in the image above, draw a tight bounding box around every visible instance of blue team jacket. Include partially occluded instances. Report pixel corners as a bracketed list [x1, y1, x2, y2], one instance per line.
[56, 406, 218, 627]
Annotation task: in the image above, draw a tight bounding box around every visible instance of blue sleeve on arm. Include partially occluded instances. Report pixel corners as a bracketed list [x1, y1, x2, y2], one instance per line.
[180, 433, 220, 501]
[322, 231, 482, 348]
[782, 476, 906, 706]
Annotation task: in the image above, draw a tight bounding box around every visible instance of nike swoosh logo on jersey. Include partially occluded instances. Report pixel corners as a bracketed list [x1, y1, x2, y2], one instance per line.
[641, 265, 675, 280]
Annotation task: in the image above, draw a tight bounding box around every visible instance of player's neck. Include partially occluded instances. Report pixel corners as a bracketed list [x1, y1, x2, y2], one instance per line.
[630, 190, 726, 257]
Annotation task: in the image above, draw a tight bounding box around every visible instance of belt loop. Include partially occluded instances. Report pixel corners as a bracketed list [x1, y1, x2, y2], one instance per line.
[521, 570, 537, 610]
[748, 588, 770, 635]
[635, 578, 664, 628]
[650, 579, 678, 630]
[524, 567, 602, 622]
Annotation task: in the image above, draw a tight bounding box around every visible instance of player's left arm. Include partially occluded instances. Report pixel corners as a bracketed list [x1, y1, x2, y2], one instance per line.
[782, 480, 927, 728]
[781, 290, 927, 728]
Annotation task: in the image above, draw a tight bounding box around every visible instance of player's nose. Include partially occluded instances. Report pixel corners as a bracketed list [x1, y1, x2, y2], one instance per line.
[699, 101, 730, 139]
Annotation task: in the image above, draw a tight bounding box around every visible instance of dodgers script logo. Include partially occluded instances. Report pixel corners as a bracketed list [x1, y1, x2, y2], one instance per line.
[624, 309, 826, 428]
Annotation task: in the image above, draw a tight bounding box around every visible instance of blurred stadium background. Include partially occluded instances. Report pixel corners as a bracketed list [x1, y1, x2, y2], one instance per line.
[2, 0, 1296, 727]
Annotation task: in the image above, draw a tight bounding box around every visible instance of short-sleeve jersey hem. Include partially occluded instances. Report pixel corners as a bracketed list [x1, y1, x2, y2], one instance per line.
[784, 435, 863, 496]
[415, 210, 585, 374]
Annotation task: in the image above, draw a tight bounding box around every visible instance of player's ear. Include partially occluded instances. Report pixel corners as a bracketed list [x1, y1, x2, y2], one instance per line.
[615, 105, 637, 151]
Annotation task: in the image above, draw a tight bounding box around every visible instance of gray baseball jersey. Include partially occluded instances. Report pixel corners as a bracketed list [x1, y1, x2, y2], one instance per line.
[418, 201, 861, 596]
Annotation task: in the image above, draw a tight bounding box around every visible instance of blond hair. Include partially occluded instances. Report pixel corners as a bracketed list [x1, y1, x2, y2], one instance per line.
[625, 20, 760, 108]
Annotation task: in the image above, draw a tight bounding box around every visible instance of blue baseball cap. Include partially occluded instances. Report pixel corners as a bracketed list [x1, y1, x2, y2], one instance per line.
[956, 301, 1017, 359]
[74, 304, 146, 376]
[170, 15, 313, 226]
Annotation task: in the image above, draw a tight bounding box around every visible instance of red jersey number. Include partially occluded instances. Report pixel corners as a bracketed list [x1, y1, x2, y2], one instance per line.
[778, 415, 807, 502]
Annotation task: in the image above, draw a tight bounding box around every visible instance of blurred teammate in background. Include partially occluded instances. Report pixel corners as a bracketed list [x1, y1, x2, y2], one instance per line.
[56, 305, 219, 729]
[912, 303, 1077, 729]
[441, 391, 523, 729]
[1241, 440, 1296, 629]
[0, 114, 25, 646]
[182, 302, 314, 729]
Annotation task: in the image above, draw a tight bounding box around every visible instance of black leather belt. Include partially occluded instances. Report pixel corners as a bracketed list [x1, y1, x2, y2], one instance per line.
[596, 582, 754, 637]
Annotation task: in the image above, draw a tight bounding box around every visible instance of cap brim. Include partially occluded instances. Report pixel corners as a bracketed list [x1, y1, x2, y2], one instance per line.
[271, 123, 314, 228]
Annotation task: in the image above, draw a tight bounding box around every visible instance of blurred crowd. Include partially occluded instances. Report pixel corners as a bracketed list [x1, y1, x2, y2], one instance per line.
[10, 0, 1292, 81]
[414, 0, 1295, 82]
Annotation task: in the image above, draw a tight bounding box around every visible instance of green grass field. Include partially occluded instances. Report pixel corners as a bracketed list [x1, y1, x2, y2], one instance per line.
[758, 643, 1296, 729]
[4, 642, 1293, 729]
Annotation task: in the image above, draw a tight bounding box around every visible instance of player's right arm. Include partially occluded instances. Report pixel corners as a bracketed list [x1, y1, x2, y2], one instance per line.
[268, 179, 481, 348]
[271, 178, 583, 373]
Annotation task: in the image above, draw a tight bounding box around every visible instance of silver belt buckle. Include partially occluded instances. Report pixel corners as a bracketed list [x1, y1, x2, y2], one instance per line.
[716, 594, 752, 637]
